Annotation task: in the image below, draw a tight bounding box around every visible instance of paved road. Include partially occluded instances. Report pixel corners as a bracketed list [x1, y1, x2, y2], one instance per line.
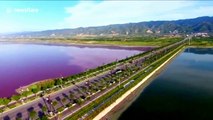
[0, 69, 118, 120]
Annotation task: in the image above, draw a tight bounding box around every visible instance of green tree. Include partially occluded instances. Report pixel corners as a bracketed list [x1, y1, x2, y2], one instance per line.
[30, 85, 40, 94]
[29, 110, 37, 120]
[0, 98, 4, 105]
[69, 94, 75, 99]
[11, 95, 21, 101]
[0, 109, 4, 113]
[16, 116, 22, 120]
[22, 91, 31, 97]
[40, 115, 48, 120]
[41, 106, 47, 113]
[2, 98, 11, 106]
[52, 101, 58, 107]
[61, 97, 67, 103]
[76, 98, 83, 105]
[55, 78, 63, 85]
[46, 81, 54, 88]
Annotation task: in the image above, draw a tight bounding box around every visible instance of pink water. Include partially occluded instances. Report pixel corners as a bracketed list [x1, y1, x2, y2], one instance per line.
[0, 43, 151, 97]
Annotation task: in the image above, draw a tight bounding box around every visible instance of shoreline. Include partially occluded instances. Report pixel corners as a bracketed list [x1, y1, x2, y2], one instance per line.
[93, 47, 184, 120]
[0, 39, 156, 48]
[188, 45, 213, 48]
[15, 78, 54, 94]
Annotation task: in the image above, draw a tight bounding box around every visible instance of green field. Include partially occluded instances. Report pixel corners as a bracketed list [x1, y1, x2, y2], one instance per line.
[63, 36, 182, 46]
[191, 37, 213, 46]
[10, 36, 182, 47]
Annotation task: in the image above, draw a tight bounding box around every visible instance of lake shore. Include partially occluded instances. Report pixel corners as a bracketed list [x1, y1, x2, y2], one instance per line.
[15, 78, 54, 94]
[93, 47, 184, 120]
[188, 45, 213, 48]
[0, 39, 156, 48]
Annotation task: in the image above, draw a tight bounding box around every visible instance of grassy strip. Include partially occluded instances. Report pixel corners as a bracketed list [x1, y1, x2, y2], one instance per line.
[65, 43, 184, 120]
[190, 37, 213, 46]
[77, 37, 182, 46]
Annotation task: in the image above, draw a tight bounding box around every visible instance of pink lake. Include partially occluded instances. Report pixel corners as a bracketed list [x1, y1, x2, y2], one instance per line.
[0, 43, 152, 97]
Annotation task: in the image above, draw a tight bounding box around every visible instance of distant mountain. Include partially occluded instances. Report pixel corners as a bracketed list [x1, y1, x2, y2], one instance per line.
[2, 16, 213, 38]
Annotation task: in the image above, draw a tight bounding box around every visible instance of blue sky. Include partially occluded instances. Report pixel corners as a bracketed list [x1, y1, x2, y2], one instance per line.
[0, 1, 213, 33]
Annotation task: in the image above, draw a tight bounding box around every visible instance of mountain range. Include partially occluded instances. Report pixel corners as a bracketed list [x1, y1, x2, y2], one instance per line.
[2, 16, 213, 38]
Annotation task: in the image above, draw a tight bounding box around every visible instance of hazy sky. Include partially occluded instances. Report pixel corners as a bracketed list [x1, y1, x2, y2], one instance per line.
[0, 1, 213, 33]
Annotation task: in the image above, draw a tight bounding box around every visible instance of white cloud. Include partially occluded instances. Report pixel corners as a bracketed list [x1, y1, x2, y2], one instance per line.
[64, 1, 213, 28]
[0, 19, 21, 33]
